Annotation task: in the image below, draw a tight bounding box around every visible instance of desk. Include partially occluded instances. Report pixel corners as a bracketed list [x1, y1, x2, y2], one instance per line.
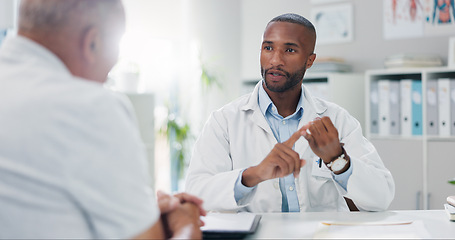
[248, 210, 454, 239]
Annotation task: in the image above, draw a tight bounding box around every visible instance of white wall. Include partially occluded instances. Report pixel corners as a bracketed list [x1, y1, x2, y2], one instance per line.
[241, 0, 452, 80]
[0, 0, 15, 29]
[121, 0, 242, 124]
[119, 0, 185, 98]
[184, 0, 242, 127]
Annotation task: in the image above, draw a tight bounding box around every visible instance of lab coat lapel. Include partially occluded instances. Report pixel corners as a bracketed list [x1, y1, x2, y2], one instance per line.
[296, 85, 326, 154]
[251, 107, 274, 135]
[297, 84, 331, 178]
[300, 84, 328, 126]
[241, 81, 275, 136]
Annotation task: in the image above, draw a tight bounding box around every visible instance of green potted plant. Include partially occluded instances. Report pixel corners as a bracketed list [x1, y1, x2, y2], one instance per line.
[449, 177, 455, 185]
[160, 112, 190, 192]
[160, 55, 221, 192]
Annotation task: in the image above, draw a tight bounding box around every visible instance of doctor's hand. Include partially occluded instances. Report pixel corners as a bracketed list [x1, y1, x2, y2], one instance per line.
[241, 127, 306, 187]
[302, 116, 343, 164]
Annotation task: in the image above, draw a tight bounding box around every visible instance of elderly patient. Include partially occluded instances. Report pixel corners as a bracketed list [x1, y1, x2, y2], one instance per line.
[0, 0, 204, 239]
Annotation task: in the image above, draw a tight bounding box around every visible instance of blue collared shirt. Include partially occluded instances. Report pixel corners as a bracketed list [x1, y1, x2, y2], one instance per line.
[234, 83, 352, 212]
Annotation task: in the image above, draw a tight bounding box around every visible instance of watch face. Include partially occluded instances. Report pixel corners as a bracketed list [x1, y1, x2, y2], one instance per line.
[331, 158, 347, 172]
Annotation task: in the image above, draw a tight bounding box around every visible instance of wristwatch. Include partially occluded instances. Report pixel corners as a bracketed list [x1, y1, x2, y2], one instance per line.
[326, 148, 349, 174]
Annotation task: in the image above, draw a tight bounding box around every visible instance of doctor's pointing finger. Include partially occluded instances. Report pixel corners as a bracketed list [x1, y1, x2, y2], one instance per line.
[241, 127, 307, 188]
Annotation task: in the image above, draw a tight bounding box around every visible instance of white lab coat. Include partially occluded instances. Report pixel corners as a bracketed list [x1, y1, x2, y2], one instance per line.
[186, 81, 395, 213]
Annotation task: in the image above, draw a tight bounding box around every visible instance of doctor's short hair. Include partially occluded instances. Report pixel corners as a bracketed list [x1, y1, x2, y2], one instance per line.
[269, 13, 315, 32]
[268, 13, 317, 51]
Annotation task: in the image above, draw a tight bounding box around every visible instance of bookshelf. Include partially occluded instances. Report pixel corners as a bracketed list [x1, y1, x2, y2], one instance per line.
[365, 67, 455, 210]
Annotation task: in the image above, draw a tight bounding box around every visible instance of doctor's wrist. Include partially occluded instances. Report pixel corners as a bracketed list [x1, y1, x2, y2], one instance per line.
[241, 166, 263, 187]
[326, 147, 351, 175]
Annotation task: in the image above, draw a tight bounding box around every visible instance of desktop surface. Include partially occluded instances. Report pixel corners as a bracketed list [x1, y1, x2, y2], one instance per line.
[247, 210, 454, 239]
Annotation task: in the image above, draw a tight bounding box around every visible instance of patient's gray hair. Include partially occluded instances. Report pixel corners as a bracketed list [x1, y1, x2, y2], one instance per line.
[18, 0, 121, 33]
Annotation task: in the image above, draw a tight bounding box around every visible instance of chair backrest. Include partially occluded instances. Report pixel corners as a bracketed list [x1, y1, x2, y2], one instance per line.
[344, 197, 359, 211]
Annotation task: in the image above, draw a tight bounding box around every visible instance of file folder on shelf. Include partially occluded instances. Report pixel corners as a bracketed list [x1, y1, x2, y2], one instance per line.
[426, 79, 439, 135]
[378, 80, 390, 136]
[451, 79, 455, 136]
[370, 81, 379, 134]
[400, 79, 413, 136]
[389, 80, 401, 135]
[438, 78, 451, 136]
[411, 80, 422, 136]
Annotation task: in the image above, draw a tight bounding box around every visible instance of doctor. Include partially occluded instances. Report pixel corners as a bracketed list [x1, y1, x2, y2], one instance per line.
[185, 13, 395, 212]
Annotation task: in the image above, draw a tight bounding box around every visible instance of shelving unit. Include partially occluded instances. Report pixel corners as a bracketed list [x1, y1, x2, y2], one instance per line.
[243, 72, 365, 129]
[365, 67, 455, 210]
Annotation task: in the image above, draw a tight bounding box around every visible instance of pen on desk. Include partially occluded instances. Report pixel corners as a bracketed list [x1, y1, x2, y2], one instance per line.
[321, 221, 413, 226]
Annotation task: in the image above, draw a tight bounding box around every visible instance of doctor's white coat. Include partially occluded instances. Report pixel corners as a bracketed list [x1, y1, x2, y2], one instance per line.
[186, 82, 395, 213]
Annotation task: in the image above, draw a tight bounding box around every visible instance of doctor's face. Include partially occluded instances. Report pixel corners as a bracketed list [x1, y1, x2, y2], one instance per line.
[260, 21, 316, 93]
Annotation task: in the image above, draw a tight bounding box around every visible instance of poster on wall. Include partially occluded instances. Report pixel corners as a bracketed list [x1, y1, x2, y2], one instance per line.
[383, 0, 424, 39]
[383, 0, 455, 39]
[423, 0, 455, 36]
[311, 3, 354, 45]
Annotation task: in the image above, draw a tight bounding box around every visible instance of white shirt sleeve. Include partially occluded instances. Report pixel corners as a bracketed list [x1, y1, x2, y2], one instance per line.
[63, 91, 159, 239]
[234, 168, 257, 204]
[331, 164, 353, 191]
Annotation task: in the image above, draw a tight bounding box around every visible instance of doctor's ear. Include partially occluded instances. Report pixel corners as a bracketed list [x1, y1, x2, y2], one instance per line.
[82, 26, 99, 63]
[306, 53, 316, 69]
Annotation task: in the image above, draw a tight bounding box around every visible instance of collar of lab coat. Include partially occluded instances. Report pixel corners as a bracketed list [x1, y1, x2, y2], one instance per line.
[240, 80, 329, 168]
[241, 80, 328, 117]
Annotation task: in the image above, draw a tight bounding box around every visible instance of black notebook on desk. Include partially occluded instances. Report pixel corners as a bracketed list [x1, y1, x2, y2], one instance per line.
[201, 212, 261, 239]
